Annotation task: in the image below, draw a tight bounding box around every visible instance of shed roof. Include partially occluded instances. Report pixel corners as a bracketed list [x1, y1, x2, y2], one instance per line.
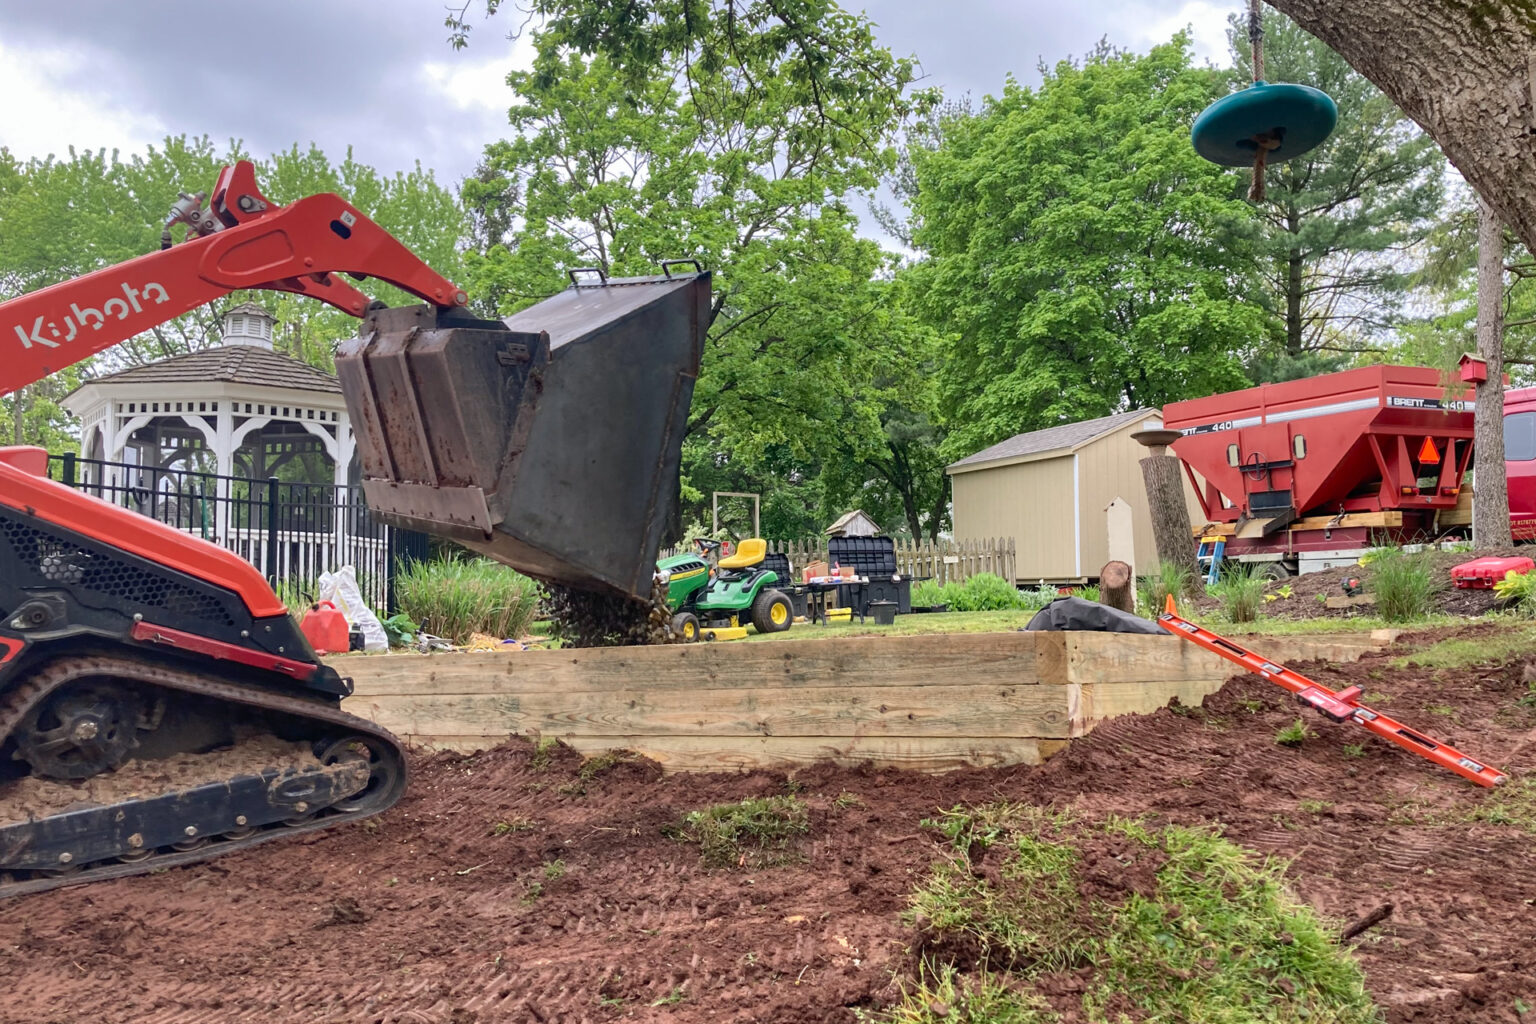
[947, 408, 1157, 473]
[82, 346, 341, 395]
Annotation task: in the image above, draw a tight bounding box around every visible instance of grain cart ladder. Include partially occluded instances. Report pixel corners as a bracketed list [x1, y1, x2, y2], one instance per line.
[1160, 599, 1506, 788]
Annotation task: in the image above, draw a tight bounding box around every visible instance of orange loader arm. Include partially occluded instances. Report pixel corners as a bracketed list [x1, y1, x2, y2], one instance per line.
[0, 160, 467, 397]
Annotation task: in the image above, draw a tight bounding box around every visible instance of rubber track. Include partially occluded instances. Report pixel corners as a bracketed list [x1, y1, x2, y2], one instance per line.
[0, 654, 408, 900]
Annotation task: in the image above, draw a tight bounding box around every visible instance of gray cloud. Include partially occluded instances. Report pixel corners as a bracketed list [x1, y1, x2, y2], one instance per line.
[0, 0, 516, 185]
[0, 0, 1237, 195]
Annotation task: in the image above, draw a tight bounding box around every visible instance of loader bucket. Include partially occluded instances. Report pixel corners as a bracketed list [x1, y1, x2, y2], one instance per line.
[336, 270, 709, 602]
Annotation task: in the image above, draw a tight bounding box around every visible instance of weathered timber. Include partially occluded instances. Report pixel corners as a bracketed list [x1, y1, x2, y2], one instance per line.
[334, 630, 1393, 771]
[1195, 511, 1404, 538]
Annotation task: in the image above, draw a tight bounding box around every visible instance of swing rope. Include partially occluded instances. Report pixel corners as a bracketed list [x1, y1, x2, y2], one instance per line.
[1246, 0, 1279, 202]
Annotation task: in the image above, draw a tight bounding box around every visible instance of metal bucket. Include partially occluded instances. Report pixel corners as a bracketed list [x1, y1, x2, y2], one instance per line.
[336, 268, 710, 601]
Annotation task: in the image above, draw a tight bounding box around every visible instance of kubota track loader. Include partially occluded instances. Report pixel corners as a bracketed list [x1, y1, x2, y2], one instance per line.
[0, 162, 707, 896]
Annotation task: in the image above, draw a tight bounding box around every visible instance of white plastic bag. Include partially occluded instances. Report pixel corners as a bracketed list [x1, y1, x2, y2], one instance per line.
[317, 565, 388, 652]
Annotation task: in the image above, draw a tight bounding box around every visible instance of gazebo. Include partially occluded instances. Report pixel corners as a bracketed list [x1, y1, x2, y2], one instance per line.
[64, 303, 356, 488]
[61, 304, 376, 593]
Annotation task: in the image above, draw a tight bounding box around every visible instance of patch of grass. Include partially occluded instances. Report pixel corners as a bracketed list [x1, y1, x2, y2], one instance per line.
[669, 795, 810, 868]
[1393, 623, 1536, 670]
[490, 817, 535, 837]
[1208, 564, 1267, 624]
[1299, 799, 1333, 815]
[894, 804, 1376, 1024]
[529, 736, 559, 771]
[1342, 743, 1367, 759]
[1471, 777, 1536, 833]
[746, 608, 1039, 640]
[650, 986, 687, 1007]
[1275, 718, 1312, 747]
[542, 858, 566, 880]
[861, 962, 1056, 1023]
[578, 750, 630, 783]
[833, 791, 865, 810]
[1426, 704, 1458, 719]
[1237, 698, 1267, 714]
[1138, 559, 1199, 618]
[1368, 549, 1443, 623]
[393, 557, 542, 644]
[1222, 614, 1459, 636]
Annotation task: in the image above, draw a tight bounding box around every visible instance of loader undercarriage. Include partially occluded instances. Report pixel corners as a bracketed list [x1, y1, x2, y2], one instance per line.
[0, 654, 405, 898]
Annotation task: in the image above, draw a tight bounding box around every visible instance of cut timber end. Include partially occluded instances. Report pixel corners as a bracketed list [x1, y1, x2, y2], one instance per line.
[334, 630, 1391, 773]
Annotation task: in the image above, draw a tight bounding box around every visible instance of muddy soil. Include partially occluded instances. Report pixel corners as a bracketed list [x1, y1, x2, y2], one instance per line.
[0, 627, 1533, 1023]
[1190, 546, 1530, 621]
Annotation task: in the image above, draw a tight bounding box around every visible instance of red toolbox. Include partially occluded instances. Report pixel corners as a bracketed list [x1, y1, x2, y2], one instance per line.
[1450, 556, 1535, 589]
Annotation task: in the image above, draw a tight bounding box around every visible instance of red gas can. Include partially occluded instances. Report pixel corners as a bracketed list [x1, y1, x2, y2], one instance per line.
[1450, 556, 1535, 589]
[300, 600, 350, 654]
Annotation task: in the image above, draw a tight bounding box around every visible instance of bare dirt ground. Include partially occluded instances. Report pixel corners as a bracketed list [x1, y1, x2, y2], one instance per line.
[1, 625, 1534, 1024]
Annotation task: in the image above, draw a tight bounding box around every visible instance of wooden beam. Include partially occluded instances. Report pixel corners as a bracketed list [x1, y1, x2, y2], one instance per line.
[333, 630, 1393, 774]
[1195, 510, 1405, 538]
[348, 681, 1083, 741]
[390, 733, 1072, 773]
[333, 631, 1069, 696]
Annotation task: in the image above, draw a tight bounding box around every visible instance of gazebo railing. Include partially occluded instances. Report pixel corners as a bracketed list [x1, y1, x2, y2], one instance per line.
[47, 453, 412, 613]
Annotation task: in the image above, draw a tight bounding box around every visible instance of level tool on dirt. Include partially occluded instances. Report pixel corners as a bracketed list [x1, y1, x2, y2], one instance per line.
[1160, 598, 1507, 788]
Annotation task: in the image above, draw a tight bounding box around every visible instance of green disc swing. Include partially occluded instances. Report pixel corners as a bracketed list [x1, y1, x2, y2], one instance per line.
[1190, 0, 1337, 200]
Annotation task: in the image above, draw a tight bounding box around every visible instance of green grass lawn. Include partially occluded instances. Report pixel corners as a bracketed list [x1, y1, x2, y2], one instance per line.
[749, 608, 1038, 640]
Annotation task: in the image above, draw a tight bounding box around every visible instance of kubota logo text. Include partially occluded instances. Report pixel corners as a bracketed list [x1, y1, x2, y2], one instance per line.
[12, 280, 171, 350]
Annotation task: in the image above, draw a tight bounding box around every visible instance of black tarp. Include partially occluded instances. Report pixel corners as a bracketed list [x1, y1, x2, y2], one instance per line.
[1023, 596, 1168, 635]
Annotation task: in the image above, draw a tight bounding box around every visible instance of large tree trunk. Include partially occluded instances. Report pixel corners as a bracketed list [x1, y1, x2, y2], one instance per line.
[1139, 453, 1196, 572]
[1474, 197, 1513, 548]
[1265, 2, 1536, 256]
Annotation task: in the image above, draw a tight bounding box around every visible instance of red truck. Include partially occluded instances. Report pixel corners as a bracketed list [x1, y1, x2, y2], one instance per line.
[1163, 365, 1532, 576]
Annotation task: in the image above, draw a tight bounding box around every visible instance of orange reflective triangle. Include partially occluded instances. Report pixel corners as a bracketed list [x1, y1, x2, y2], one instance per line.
[1418, 436, 1441, 464]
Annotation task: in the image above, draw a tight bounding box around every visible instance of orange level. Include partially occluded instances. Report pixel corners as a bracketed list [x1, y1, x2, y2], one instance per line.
[1161, 598, 1507, 788]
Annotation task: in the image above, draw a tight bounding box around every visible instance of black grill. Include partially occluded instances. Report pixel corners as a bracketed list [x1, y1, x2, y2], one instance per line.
[0, 510, 235, 627]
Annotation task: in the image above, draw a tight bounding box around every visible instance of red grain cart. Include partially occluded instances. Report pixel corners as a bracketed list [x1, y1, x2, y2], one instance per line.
[1163, 366, 1475, 574]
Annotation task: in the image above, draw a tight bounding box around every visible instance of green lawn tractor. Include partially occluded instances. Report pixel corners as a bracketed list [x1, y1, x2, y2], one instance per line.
[656, 539, 794, 641]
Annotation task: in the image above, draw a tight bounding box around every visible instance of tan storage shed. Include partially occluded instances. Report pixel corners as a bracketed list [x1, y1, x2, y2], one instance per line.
[946, 409, 1203, 583]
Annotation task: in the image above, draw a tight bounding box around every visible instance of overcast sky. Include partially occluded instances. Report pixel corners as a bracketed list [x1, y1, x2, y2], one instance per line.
[0, 0, 1238, 190]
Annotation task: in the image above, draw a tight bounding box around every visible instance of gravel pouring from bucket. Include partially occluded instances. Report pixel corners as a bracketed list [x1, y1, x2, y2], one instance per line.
[337, 266, 709, 606]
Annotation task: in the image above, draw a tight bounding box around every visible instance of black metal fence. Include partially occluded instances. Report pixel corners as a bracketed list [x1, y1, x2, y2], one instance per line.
[48, 453, 426, 613]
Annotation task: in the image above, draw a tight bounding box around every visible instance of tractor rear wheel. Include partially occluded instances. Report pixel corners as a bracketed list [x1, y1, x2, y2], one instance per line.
[670, 612, 701, 643]
[751, 589, 794, 634]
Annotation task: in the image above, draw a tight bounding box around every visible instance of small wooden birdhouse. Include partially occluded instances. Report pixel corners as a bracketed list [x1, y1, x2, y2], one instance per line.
[1459, 353, 1489, 384]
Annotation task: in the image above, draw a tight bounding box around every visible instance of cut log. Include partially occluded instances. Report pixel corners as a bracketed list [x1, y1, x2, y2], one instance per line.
[1099, 560, 1134, 613]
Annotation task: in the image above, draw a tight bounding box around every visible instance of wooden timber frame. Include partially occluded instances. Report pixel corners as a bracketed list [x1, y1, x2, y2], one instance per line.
[332, 630, 1395, 774]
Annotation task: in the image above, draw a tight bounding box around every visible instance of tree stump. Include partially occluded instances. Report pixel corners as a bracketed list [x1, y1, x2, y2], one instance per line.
[1099, 560, 1134, 613]
[1139, 453, 1195, 573]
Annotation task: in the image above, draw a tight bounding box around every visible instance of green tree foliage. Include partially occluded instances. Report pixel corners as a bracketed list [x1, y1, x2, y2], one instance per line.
[1397, 189, 1536, 387]
[1228, 11, 1445, 374]
[463, 10, 930, 536]
[910, 38, 1264, 460]
[0, 136, 467, 446]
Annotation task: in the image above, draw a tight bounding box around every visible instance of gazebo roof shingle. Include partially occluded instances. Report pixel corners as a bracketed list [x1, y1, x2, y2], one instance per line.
[86, 347, 340, 395]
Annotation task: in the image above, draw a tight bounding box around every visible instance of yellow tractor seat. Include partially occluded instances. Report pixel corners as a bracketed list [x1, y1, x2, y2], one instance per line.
[718, 538, 767, 569]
